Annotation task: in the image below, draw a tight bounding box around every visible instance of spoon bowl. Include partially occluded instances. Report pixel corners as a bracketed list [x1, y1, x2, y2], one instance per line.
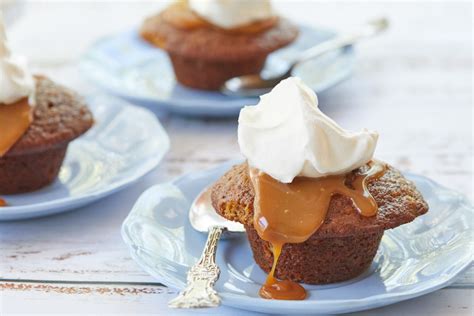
[189, 187, 245, 238]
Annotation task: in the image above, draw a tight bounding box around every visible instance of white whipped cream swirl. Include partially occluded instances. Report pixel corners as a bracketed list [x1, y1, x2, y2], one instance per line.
[188, 0, 274, 29]
[0, 14, 35, 105]
[238, 77, 379, 183]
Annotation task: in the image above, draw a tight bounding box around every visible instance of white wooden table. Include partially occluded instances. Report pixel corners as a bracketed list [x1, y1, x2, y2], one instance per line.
[1, 1, 472, 315]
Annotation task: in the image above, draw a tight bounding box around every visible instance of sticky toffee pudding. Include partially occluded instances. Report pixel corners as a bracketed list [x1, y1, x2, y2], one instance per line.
[210, 77, 428, 300]
[0, 17, 93, 195]
[251, 161, 386, 299]
[0, 77, 93, 194]
[212, 162, 428, 300]
[140, 0, 298, 90]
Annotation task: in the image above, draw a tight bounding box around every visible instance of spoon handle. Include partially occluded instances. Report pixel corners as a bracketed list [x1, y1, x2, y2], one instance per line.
[292, 18, 389, 69]
[168, 226, 226, 308]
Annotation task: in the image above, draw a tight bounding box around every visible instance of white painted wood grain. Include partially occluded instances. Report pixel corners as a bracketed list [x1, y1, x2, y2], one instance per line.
[1, 283, 472, 316]
[0, 1, 472, 315]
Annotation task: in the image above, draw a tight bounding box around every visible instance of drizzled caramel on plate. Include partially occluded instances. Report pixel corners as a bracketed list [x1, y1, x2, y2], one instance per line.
[162, 1, 277, 34]
[0, 98, 32, 157]
[259, 241, 306, 300]
[250, 161, 386, 300]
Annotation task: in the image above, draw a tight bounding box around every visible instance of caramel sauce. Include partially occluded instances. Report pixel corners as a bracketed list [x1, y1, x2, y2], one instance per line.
[0, 198, 7, 207]
[162, 2, 207, 30]
[259, 241, 306, 300]
[250, 161, 386, 300]
[161, 2, 277, 34]
[0, 98, 32, 157]
[222, 16, 279, 35]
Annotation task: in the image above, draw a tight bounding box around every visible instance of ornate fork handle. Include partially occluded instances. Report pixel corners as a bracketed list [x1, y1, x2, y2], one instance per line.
[168, 226, 226, 308]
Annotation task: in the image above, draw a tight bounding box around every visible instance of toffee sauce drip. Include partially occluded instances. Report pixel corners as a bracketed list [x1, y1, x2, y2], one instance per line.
[250, 161, 386, 300]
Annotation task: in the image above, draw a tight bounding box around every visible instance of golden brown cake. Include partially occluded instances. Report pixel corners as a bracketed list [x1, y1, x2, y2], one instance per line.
[205, 76, 429, 300]
[140, 2, 298, 90]
[0, 76, 93, 194]
[211, 163, 428, 284]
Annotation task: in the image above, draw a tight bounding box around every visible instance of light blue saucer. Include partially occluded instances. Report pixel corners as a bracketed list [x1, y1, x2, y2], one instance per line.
[122, 161, 473, 314]
[80, 26, 355, 117]
[0, 95, 170, 221]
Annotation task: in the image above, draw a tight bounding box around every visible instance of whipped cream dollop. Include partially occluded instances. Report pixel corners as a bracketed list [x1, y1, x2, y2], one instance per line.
[0, 14, 35, 105]
[188, 0, 274, 29]
[238, 77, 379, 183]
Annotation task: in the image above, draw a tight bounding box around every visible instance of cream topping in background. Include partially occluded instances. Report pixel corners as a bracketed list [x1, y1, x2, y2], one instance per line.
[238, 77, 379, 183]
[188, 0, 274, 29]
[0, 14, 35, 105]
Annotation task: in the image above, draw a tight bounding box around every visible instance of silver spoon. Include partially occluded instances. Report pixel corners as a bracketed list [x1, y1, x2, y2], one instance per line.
[168, 187, 245, 309]
[221, 17, 389, 97]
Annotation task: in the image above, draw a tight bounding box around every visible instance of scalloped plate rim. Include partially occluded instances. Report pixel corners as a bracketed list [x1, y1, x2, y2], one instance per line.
[122, 160, 473, 314]
[0, 95, 170, 220]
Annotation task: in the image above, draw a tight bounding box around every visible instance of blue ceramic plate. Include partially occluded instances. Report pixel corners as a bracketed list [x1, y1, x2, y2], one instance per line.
[0, 95, 170, 221]
[122, 161, 473, 314]
[80, 26, 355, 117]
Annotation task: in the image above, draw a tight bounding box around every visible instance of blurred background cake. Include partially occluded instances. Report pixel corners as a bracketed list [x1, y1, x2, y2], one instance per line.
[140, 0, 299, 90]
[0, 16, 93, 195]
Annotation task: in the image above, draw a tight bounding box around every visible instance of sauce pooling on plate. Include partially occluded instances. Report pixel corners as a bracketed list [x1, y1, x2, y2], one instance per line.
[250, 161, 386, 300]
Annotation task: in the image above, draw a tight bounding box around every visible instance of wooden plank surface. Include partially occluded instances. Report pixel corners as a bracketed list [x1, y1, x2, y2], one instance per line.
[0, 1, 472, 315]
[1, 282, 472, 316]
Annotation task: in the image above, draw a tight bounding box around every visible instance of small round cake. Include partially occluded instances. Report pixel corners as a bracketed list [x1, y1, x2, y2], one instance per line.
[0, 76, 93, 194]
[209, 77, 429, 300]
[211, 162, 428, 284]
[140, 1, 299, 90]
